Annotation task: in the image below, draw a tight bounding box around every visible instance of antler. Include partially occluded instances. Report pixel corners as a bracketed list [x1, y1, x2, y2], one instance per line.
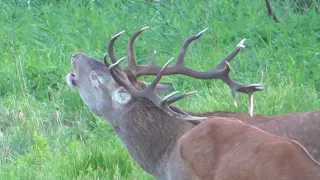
[109, 57, 206, 121]
[118, 27, 263, 116]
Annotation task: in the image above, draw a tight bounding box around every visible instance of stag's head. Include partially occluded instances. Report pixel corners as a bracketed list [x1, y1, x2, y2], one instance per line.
[66, 27, 263, 122]
[66, 52, 118, 118]
[66, 52, 175, 120]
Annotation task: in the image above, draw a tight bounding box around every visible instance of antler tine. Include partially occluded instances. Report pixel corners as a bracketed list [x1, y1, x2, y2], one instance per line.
[108, 30, 126, 64]
[128, 26, 149, 69]
[109, 56, 126, 71]
[147, 57, 174, 91]
[176, 28, 209, 66]
[162, 91, 180, 102]
[248, 92, 254, 117]
[215, 39, 246, 70]
[103, 53, 111, 67]
[142, 58, 175, 106]
[161, 104, 206, 121]
[165, 91, 197, 105]
[150, 50, 157, 65]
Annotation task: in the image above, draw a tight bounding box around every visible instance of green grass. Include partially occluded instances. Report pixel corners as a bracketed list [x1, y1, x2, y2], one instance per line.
[0, 0, 319, 179]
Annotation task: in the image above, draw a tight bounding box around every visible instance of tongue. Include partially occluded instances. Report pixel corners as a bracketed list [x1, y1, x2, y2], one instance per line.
[66, 73, 77, 87]
[71, 75, 77, 86]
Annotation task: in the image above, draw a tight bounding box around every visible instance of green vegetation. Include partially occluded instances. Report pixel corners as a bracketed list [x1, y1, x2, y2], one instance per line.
[0, 0, 319, 179]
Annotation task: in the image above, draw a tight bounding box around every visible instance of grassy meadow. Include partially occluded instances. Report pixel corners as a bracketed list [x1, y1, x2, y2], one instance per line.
[0, 0, 320, 179]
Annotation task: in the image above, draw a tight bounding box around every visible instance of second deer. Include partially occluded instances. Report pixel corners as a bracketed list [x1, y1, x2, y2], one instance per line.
[180, 117, 320, 180]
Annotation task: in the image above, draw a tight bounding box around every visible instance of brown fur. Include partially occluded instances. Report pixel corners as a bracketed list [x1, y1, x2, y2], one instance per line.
[192, 111, 320, 162]
[179, 117, 320, 180]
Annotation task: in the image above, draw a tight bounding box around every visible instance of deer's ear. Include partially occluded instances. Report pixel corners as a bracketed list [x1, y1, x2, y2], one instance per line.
[113, 88, 132, 105]
[154, 83, 173, 96]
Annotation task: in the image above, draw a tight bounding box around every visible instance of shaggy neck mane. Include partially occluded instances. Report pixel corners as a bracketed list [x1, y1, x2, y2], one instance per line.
[116, 98, 191, 174]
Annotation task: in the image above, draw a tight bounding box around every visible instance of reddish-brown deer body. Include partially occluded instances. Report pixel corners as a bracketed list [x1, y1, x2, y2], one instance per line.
[195, 111, 320, 162]
[179, 117, 320, 180]
[67, 28, 320, 179]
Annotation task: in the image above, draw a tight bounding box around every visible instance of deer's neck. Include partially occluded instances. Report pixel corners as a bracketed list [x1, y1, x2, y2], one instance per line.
[111, 98, 194, 177]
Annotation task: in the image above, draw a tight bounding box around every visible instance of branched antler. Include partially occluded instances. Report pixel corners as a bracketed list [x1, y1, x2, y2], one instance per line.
[106, 27, 264, 117]
[109, 57, 206, 121]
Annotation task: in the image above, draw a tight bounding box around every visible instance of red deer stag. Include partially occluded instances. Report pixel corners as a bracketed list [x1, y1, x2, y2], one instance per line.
[179, 117, 320, 180]
[66, 27, 319, 179]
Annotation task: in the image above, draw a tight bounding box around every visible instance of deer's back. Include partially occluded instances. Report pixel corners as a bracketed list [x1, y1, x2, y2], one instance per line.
[253, 111, 320, 162]
[179, 117, 320, 180]
[197, 111, 320, 161]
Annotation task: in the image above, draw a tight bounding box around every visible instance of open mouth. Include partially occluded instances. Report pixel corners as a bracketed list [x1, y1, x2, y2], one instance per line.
[66, 73, 77, 87]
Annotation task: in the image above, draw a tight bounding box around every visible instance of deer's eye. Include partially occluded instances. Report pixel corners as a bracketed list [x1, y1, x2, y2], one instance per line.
[90, 73, 102, 87]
